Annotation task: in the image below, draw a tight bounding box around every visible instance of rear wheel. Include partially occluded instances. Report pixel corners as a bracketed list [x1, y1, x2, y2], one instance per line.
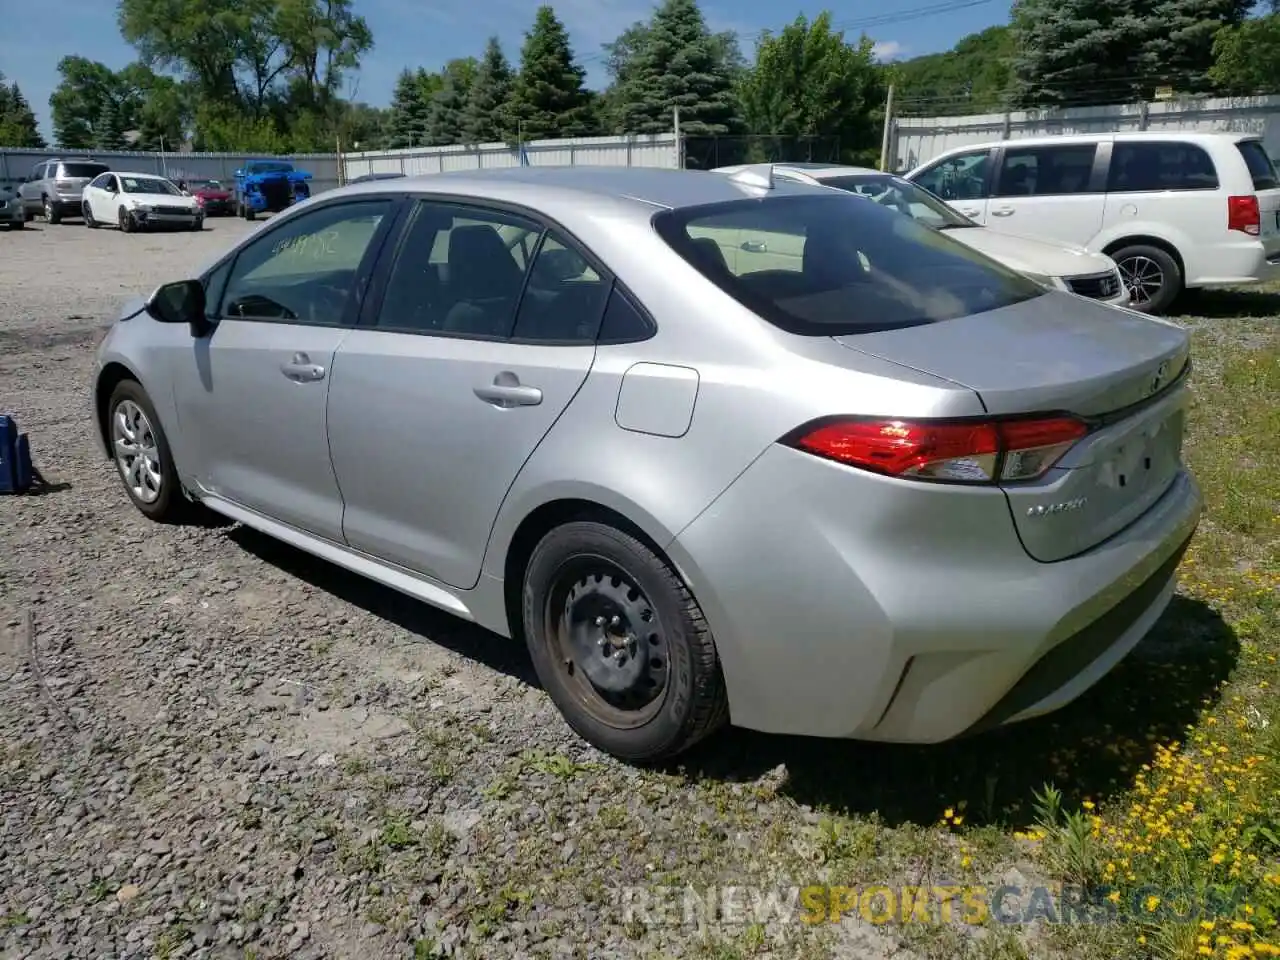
[1114, 244, 1182, 315]
[521, 521, 729, 762]
[44, 196, 61, 225]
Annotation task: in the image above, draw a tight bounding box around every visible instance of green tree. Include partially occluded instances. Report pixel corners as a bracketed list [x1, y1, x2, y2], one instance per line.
[1210, 12, 1280, 94]
[737, 12, 885, 164]
[509, 6, 596, 141]
[0, 77, 45, 148]
[50, 56, 119, 149]
[1010, 0, 1253, 107]
[425, 58, 476, 146]
[387, 68, 430, 147]
[609, 0, 741, 137]
[890, 25, 1015, 115]
[462, 36, 515, 143]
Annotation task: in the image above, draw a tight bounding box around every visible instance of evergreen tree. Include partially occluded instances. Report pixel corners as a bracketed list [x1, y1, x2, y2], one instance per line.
[613, 0, 741, 136]
[461, 36, 514, 144]
[509, 6, 596, 141]
[95, 97, 127, 150]
[425, 77, 467, 145]
[387, 67, 430, 147]
[0, 80, 46, 148]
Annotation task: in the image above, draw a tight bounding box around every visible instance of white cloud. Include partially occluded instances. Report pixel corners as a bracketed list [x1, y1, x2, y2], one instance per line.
[872, 40, 907, 62]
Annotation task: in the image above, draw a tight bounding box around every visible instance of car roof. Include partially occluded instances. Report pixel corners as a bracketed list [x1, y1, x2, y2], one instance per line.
[338, 165, 824, 214]
[711, 162, 885, 180]
[924, 130, 1263, 158]
[110, 171, 171, 178]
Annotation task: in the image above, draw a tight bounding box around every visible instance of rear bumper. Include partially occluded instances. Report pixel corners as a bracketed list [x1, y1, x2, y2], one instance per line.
[1185, 239, 1280, 287]
[666, 444, 1202, 742]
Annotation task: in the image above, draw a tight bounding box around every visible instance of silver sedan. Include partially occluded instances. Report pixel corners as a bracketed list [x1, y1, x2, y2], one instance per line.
[90, 165, 1202, 762]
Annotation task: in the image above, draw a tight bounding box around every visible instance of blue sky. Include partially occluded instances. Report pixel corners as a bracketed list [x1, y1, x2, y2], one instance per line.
[0, 0, 1009, 142]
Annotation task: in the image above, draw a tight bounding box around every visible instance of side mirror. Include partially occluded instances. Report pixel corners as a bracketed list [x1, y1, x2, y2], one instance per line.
[145, 279, 210, 337]
[233, 169, 244, 178]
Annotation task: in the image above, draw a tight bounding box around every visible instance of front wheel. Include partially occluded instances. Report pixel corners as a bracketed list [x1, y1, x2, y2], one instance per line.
[106, 380, 193, 524]
[118, 206, 135, 233]
[521, 521, 729, 762]
[1114, 244, 1182, 315]
[83, 203, 98, 228]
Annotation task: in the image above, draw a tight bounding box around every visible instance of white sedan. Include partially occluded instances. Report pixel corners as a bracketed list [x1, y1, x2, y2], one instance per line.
[82, 172, 204, 233]
[711, 163, 1130, 307]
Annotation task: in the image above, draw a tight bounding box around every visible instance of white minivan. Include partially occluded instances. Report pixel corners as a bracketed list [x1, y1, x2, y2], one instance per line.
[904, 132, 1280, 313]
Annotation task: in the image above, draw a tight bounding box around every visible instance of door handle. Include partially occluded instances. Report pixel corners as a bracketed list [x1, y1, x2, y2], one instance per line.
[474, 371, 542, 408]
[740, 239, 768, 253]
[990, 207, 1016, 217]
[957, 207, 982, 217]
[280, 352, 326, 382]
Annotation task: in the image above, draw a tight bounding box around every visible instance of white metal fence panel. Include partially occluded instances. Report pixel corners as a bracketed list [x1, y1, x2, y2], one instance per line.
[341, 133, 679, 180]
[0, 148, 343, 194]
[893, 95, 1280, 172]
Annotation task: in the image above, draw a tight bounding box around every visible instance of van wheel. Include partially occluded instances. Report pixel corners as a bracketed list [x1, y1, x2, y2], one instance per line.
[1114, 244, 1182, 314]
[521, 521, 729, 763]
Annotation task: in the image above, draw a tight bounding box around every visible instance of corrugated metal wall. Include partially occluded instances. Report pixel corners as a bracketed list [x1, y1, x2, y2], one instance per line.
[341, 133, 680, 178]
[0, 148, 342, 193]
[893, 95, 1280, 172]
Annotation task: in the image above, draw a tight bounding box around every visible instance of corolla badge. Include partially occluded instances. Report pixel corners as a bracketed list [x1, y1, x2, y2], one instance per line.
[1026, 497, 1089, 518]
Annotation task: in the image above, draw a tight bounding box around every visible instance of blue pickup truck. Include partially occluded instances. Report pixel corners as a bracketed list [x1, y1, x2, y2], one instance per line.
[233, 159, 313, 220]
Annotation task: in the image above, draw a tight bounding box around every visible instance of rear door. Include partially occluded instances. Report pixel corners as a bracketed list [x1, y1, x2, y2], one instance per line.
[906, 147, 995, 222]
[1236, 138, 1280, 260]
[326, 200, 607, 590]
[984, 141, 1107, 246]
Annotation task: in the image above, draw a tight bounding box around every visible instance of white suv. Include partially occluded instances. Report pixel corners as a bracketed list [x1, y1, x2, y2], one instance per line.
[905, 132, 1280, 313]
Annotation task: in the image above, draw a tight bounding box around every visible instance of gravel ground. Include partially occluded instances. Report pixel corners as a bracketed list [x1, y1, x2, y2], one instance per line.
[1, 218, 928, 960]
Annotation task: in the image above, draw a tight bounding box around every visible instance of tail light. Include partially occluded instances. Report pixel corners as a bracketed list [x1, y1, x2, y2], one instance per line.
[1227, 195, 1260, 235]
[783, 416, 1091, 484]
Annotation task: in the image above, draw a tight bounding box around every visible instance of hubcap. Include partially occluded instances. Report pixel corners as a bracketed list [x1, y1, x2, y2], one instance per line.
[111, 400, 162, 504]
[1118, 255, 1164, 306]
[44, 199, 52, 217]
[550, 564, 667, 727]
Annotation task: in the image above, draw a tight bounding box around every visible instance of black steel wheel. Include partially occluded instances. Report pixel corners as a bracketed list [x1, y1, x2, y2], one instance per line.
[522, 520, 729, 762]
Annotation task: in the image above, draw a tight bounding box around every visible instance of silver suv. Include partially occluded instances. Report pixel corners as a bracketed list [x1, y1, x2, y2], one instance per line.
[18, 157, 111, 224]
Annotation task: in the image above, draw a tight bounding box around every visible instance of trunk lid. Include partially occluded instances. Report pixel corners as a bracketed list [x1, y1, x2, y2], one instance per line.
[834, 291, 1191, 561]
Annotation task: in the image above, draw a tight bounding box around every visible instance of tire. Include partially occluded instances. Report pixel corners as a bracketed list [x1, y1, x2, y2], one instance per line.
[106, 380, 195, 524]
[190, 217, 204, 231]
[83, 203, 98, 229]
[44, 196, 61, 225]
[8, 219, 23, 230]
[521, 520, 729, 762]
[118, 206, 134, 233]
[1113, 244, 1182, 315]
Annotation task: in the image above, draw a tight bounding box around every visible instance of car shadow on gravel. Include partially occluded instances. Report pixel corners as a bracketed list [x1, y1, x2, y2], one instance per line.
[679, 596, 1239, 830]
[226, 526, 539, 684]
[1172, 288, 1280, 319]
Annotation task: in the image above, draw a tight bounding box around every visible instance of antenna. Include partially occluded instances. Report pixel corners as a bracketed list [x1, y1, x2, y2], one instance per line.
[726, 164, 775, 191]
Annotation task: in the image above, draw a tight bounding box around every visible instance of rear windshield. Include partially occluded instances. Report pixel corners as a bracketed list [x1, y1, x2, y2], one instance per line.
[1236, 140, 1279, 191]
[60, 163, 109, 178]
[651, 193, 1043, 336]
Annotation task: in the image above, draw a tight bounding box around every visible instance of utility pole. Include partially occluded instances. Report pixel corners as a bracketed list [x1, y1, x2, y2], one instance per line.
[879, 84, 896, 172]
[673, 106, 682, 169]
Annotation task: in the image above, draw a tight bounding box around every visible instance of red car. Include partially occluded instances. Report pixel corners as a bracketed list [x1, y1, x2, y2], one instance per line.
[178, 179, 233, 216]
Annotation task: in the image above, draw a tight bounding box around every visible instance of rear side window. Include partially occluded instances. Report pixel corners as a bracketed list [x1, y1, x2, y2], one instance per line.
[652, 194, 1043, 336]
[994, 144, 1098, 196]
[1236, 140, 1278, 191]
[59, 163, 109, 178]
[1107, 142, 1219, 192]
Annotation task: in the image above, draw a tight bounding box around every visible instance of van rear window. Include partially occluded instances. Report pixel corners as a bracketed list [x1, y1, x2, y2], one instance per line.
[651, 193, 1044, 337]
[60, 163, 109, 178]
[1236, 140, 1279, 191]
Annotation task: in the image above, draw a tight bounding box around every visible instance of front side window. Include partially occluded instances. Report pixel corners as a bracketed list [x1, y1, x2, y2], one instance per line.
[994, 144, 1098, 197]
[1107, 142, 1220, 192]
[219, 200, 392, 325]
[376, 203, 539, 337]
[89, 174, 111, 189]
[820, 174, 976, 230]
[911, 149, 991, 201]
[653, 193, 1042, 336]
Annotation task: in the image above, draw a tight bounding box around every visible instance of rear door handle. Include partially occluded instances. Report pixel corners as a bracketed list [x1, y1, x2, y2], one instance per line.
[740, 239, 768, 252]
[990, 207, 1015, 217]
[474, 372, 542, 408]
[280, 352, 326, 382]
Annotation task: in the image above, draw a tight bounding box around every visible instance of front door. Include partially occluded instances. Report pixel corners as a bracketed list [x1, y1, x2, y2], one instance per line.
[171, 197, 397, 541]
[908, 148, 994, 222]
[327, 200, 608, 589]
